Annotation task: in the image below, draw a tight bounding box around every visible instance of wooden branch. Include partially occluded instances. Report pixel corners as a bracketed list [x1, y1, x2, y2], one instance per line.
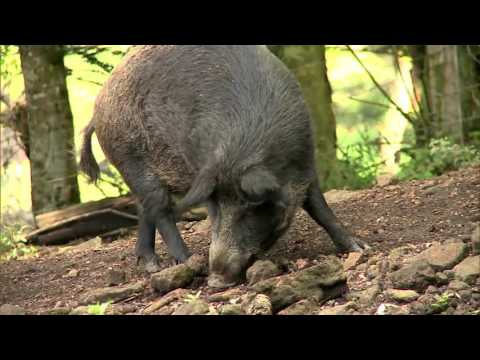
[27, 195, 208, 246]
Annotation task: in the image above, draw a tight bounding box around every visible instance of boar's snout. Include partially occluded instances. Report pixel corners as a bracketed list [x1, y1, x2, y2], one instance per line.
[208, 245, 256, 288]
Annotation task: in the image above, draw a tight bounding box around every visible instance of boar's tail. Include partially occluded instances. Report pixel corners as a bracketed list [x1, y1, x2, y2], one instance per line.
[79, 121, 100, 183]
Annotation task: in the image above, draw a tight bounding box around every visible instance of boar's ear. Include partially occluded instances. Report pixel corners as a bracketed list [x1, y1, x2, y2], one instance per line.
[240, 167, 280, 204]
[175, 167, 216, 216]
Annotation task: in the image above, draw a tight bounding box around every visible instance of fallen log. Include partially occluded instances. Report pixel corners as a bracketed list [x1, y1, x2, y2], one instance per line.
[27, 195, 208, 246]
[35, 196, 137, 229]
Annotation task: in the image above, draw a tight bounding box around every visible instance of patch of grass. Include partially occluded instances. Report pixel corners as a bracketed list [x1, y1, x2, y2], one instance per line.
[184, 291, 202, 304]
[87, 301, 112, 315]
[0, 224, 36, 261]
[430, 292, 453, 314]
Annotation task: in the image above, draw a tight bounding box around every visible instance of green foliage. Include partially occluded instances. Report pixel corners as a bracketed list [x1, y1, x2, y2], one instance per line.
[0, 224, 36, 261]
[91, 160, 130, 197]
[397, 138, 480, 181]
[326, 131, 385, 190]
[326, 46, 394, 129]
[0, 46, 21, 89]
[430, 292, 453, 314]
[87, 301, 112, 315]
[64, 46, 126, 75]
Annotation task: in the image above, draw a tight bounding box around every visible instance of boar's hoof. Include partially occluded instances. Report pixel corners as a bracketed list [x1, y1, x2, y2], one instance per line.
[137, 254, 162, 274]
[338, 236, 371, 254]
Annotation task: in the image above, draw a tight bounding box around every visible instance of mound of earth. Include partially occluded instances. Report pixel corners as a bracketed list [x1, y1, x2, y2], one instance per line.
[0, 166, 479, 315]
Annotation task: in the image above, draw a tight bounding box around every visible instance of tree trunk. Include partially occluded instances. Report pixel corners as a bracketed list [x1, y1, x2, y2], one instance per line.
[425, 45, 464, 144]
[409, 45, 480, 146]
[268, 45, 338, 188]
[408, 45, 434, 147]
[19, 45, 80, 218]
[457, 45, 480, 143]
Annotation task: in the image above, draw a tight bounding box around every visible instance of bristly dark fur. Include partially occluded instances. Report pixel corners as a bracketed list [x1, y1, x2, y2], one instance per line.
[80, 45, 316, 205]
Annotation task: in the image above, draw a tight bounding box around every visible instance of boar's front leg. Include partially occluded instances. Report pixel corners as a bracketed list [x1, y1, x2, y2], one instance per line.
[303, 178, 369, 253]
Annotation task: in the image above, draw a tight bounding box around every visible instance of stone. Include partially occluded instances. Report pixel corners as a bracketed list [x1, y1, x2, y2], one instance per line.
[172, 299, 210, 315]
[453, 256, 480, 285]
[79, 281, 144, 305]
[317, 302, 355, 315]
[69, 306, 90, 315]
[0, 304, 26, 315]
[245, 294, 272, 315]
[41, 307, 72, 315]
[348, 284, 381, 305]
[324, 190, 360, 204]
[151, 264, 195, 294]
[376, 303, 409, 315]
[435, 272, 449, 285]
[389, 246, 411, 261]
[219, 304, 245, 315]
[252, 256, 347, 312]
[443, 307, 456, 315]
[385, 289, 419, 303]
[367, 255, 380, 267]
[143, 289, 190, 314]
[367, 265, 380, 280]
[74, 237, 103, 252]
[444, 269, 455, 280]
[153, 307, 175, 315]
[295, 258, 310, 271]
[444, 238, 464, 245]
[110, 304, 137, 315]
[64, 269, 79, 278]
[409, 242, 469, 271]
[356, 263, 367, 272]
[458, 290, 472, 301]
[185, 254, 208, 276]
[389, 260, 436, 291]
[409, 302, 429, 315]
[425, 285, 440, 294]
[472, 224, 480, 255]
[448, 280, 470, 291]
[277, 299, 319, 315]
[106, 269, 126, 286]
[389, 261, 402, 272]
[343, 252, 364, 271]
[207, 288, 244, 303]
[246, 260, 282, 285]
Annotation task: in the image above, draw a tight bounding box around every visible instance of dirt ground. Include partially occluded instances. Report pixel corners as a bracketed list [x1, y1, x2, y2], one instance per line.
[1, 165, 479, 315]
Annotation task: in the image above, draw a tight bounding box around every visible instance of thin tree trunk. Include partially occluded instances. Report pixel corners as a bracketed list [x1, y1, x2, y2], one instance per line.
[19, 45, 80, 218]
[425, 45, 464, 144]
[408, 45, 433, 147]
[268, 45, 338, 188]
[457, 45, 480, 143]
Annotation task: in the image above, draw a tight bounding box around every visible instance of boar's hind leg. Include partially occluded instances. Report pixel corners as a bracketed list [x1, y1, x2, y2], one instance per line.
[303, 179, 368, 253]
[121, 164, 191, 272]
[140, 188, 191, 266]
[135, 204, 161, 273]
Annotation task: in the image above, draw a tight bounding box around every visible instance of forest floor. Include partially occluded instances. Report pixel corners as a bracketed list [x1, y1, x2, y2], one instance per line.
[1, 166, 479, 315]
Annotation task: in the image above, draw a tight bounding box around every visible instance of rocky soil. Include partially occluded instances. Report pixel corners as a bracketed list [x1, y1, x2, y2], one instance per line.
[1, 166, 479, 315]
